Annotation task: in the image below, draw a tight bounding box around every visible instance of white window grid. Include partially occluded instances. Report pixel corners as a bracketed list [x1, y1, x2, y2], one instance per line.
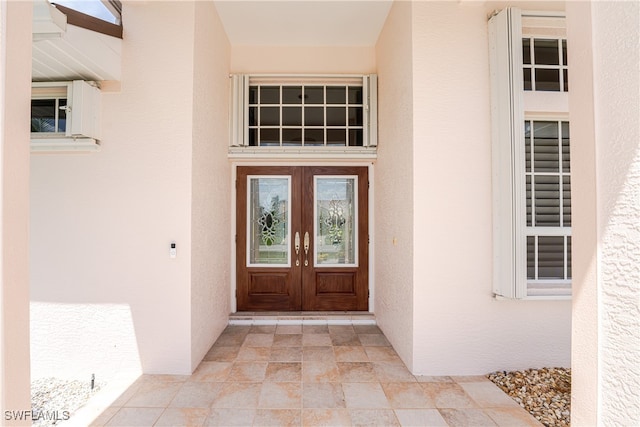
[522, 37, 568, 92]
[524, 119, 571, 284]
[248, 84, 364, 147]
[31, 96, 68, 134]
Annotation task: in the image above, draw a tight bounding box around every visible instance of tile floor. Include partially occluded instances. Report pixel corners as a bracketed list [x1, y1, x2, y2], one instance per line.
[91, 323, 541, 426]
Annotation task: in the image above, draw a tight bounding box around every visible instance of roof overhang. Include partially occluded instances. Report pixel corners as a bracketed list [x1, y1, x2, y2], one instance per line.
[32, 0, 122, 83]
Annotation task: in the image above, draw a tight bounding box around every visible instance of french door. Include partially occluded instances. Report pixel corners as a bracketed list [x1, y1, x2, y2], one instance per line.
[236, 166, 369, 311]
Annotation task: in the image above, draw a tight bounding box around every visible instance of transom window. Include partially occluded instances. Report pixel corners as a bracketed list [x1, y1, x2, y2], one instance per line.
[229, 74, 377, 155]
[249, 84, 364, 147]
[523, 37, 568, 92]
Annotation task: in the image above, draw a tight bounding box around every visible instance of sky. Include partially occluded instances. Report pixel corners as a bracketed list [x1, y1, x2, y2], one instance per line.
[51, 0, 118, 24]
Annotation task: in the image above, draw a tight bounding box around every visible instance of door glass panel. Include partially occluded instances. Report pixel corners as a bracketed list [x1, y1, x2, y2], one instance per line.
[248, 176, 290, 266]
[315, 176, 357, 266]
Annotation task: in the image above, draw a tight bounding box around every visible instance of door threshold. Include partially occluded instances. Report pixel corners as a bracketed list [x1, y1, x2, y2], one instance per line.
[229, 311, 376, 326]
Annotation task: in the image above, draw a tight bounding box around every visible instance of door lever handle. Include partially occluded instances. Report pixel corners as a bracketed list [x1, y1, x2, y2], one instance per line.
[303, 232, 310, 266]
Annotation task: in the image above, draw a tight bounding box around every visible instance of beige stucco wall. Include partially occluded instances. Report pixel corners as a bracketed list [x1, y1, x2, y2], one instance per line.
[30, 1, 230, 378]
[190, 0, 231, 371]
[568, 1, 640, 424]
[374, 0, 415, 370]
[408, 1, 571, 375]
[1, 1, 32, 421]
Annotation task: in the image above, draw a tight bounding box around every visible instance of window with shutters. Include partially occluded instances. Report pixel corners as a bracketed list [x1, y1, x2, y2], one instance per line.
[489, 8, 570, 299]
[228, 75, 377, 158]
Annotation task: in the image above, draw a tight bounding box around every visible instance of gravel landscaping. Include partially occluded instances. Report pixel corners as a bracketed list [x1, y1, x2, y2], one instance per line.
[31, 378, 103, 427]
[488, 367, 571, 427]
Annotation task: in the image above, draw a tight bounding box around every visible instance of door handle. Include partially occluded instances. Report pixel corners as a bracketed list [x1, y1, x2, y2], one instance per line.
[303, 231, 310, 266]
[295, 232, 300, 255]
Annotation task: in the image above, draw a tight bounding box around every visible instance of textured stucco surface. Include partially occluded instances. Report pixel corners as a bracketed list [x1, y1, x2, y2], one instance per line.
[408, 1, 570, 375]
[190, 1, 231, 371]
[374, 0, 415, 369]
[592, 1, 640, 424]
[1, 0, 32, 418]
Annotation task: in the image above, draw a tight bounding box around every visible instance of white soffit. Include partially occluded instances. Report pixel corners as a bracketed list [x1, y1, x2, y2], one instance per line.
[213, 0, 393, 46]
[32, 0, 122, 82]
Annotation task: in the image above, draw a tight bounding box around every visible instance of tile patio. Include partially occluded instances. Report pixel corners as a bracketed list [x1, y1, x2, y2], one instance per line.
[89, 320, 541, 426]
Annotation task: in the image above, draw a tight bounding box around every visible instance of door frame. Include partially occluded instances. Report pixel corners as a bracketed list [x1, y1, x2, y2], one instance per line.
[230, 161, 375, 313]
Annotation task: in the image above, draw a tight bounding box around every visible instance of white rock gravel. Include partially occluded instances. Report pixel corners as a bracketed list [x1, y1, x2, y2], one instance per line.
[488, 367, 571, 427]
[31, 378, 104, 427]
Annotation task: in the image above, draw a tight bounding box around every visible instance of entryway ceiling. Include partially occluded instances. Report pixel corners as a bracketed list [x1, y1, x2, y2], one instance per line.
[213, 0, 393, 46]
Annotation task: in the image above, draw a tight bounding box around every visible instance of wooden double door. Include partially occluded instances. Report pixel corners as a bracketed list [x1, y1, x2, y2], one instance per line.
[236, 166, 368, 311]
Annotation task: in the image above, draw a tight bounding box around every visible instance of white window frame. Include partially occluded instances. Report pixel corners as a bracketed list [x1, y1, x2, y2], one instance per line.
[228, 74, 377, 159]
[489, 7, 571, 299]
[31, 80, 101, 152]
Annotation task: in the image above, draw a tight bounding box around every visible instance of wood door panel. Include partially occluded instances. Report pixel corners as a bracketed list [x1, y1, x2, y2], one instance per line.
[316, 272, 356, 295]
[249, 272, 289, 294]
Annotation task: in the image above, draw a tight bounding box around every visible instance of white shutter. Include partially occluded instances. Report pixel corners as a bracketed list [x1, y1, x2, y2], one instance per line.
[489, 7, 527, 299]
[230, 74, 248, 147]
[70, 80, 100, 139]
[365, 74, 378, 148]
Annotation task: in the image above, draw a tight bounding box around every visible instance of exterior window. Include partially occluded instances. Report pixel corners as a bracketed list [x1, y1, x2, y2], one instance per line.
[31, 98, 67, 133]
[248, 85, 364, 147]
[489, 7, 570, 299]
[523, 38, 568, 92]
[230, 75, 377, 153]
[525, 120, 571, 295]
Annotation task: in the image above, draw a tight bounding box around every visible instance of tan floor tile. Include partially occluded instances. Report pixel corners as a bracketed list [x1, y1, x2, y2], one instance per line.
[334, 346, 369, 362]
[303, 409, 352, 426]
[253, 409, 302, 426]
[303, 361, 341, 382]
[273, 333, 303, 347]
[381, 383, 434, 408]
[485, 407, 543, 426]
[243, 333, 275, 347]
[337, 362, 378, 382]
[228, 361, 268, 382]
[214, 332, 247, 347]
[250, 324, 277, 334]
[123, 381, 182, 407]
[210, 382, 262, 408]
[258, 382, 302, 408]
[303, 324, 329, 334]
[420, 383, 478, 409]
[190, 361, 232, 382]
[329, 325, 355, 334]
[348, 409, 400, 426]
[204, 408, 255, 426]
[303, 382, 346, 409]
[393, 409, 448, 427]
[459, 380, 522, 408]
[270, 346, 303, 362]
[136, 374, 189, 383]
[354, 325, 382, 335]
[415, 376, 454, 383]
[365, 347, 402, 362]
[303, 346, 335, 362]
[168, 382, 222, 408]
[154, 408, 208, 426]
[452, 375, 489, 383]
[109, 383, 141, 407]
[104, 407, 163, 426]
[236, 346, 272, 361]
[359, 334, 391, 347]
[439, 408, 498, 426]
[265, 362, 302, 382]
[303, 333, 332, 346]
[342, 382, 390, 409]
[88, 407, 119, 426]
[331, 333, 362, 346]
[203, 345, 239, 362]
[372, 362, 417, 383]
[276, 324, 302, 334]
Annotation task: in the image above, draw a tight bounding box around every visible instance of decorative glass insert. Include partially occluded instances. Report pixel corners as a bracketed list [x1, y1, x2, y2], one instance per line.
[247, 176, 290, 266]
[523, 38, 568, 92]
[525, 120, 571, 282]
[315, 176, 357, 266]
[248, 84, 364, 147]
[31, 98, 67, 133]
